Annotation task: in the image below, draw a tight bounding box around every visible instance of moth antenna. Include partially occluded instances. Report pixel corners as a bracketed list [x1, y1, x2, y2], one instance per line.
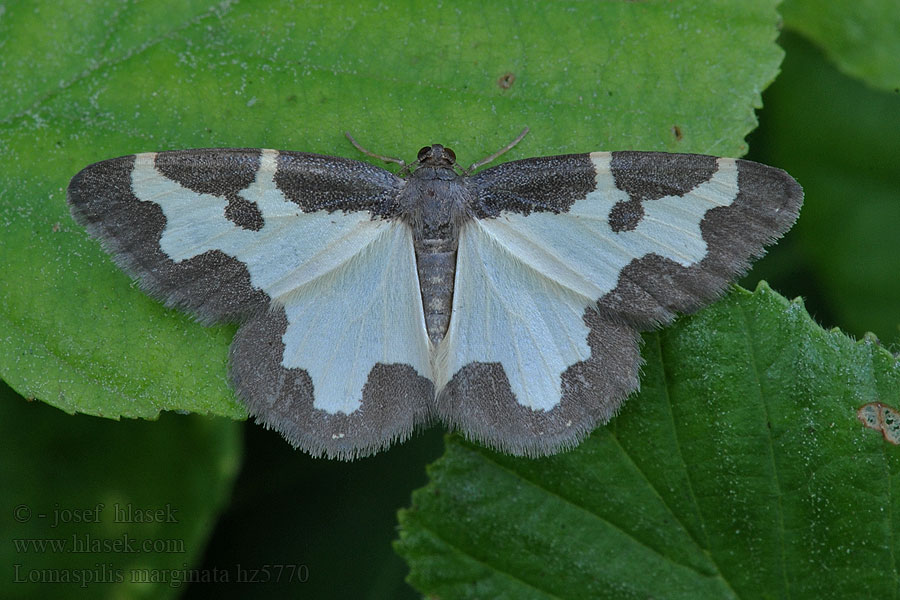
[466, 127, 530, 174]
[344, 132, 406, 168]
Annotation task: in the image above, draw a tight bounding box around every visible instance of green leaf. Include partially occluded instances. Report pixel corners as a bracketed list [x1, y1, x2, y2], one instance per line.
[0, 382, 242, 600]
[396, 284, 900, 599]
[748, 32, 900, 343]
[0, 0, 789, 420]
[782, 0, 900, 91]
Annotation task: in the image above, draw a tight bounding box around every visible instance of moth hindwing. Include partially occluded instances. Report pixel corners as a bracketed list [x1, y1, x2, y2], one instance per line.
[67, 142, 802, 459]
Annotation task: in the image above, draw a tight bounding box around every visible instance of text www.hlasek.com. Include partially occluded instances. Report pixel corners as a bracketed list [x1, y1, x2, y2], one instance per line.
[13, 533, 184, 554]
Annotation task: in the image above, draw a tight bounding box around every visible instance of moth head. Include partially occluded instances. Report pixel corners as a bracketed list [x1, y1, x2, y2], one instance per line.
[416, 144, 457, 169]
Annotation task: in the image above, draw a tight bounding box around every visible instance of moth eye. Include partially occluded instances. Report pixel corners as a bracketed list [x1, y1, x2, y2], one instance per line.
[444, 148, 456, 162]
[417, 147, 431, 161]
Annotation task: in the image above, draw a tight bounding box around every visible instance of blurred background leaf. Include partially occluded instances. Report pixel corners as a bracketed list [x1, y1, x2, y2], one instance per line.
[781, 0, 900, 91]
[0, 382, 241, 600]
[748, 32, 900, 344]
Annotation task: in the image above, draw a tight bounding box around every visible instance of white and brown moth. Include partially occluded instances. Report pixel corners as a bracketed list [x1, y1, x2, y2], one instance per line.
[67, 130, 802, 459]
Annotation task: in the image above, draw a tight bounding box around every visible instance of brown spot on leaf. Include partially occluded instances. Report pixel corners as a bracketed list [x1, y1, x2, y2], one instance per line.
[672, 125, 683, 141]
[858, 402, 900, 444]
[497, 72, 516, 89]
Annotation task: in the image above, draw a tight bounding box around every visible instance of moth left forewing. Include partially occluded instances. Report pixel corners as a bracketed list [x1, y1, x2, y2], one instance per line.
[68, 150, 274, 322]
[437, 150, 802, 456]
[68, 148, 434, 459]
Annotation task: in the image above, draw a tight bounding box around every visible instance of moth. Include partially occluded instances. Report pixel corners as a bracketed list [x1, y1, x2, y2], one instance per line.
[67, 129, 802, 459]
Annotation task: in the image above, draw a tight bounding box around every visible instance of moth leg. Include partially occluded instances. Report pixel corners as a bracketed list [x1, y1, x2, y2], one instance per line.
[344, 132, 407, 168]
[466, 127, 530, 174]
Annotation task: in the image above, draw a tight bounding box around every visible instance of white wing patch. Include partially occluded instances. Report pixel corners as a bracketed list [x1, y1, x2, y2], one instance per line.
[436, 220, 593, 411]
[473, 154, 740, 303]
[132, 151, 378, 302]
[130, 150, 431, 414]
[438, 154, 740, 411]
[279, 220, 431, 414]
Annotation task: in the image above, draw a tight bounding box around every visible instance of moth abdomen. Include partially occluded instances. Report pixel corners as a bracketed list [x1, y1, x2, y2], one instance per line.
[416, 247, 457, 345]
